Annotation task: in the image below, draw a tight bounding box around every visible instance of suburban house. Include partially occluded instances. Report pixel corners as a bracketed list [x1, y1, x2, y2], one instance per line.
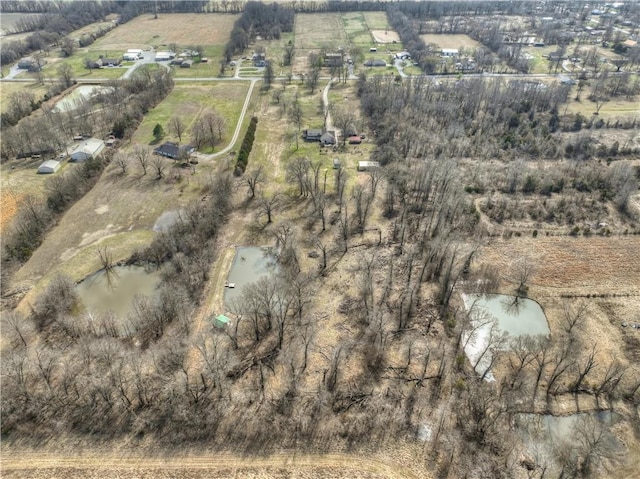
[364, 59, 387, 67]
[17, 57, 45, 70]
[253, 52, 266, 67]
[123, 49, 143, 61]
[324, 53, 344, 68]
[320, 132, 336, 146]
[441, 48, 459, 57]
[88, 57, 121, 68]
[154, 142, 196, 160]
[357, 161, 380, 172]
[303, 129, 323, 142]
[37, 160, 61, 174]
[69, 138, 105, 162]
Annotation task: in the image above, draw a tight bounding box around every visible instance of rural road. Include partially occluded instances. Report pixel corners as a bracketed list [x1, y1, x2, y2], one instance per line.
[196, 78, 257, 161]
[0, 450, 425, 479]
[322, 78, 335, 130]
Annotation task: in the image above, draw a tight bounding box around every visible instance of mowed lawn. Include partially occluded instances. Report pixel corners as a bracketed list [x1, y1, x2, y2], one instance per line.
[133, 82, 251, 151]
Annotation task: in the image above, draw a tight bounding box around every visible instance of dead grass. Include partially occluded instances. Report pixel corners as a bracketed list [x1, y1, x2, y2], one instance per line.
[420, 34, 482, 50]
[371, 30, 400, 44]
[362, 12, 392, 31]
[92, 13, 237, 50]
[0, 82, 49, 113]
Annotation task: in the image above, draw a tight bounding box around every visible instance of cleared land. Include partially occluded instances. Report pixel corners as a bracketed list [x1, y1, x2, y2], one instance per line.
[295, 13, 348, 50]
[371, 30, 400, 44]
[362, 11, 392, 31]
[420, 33, 482, 50]
[92, 13, 237, 50]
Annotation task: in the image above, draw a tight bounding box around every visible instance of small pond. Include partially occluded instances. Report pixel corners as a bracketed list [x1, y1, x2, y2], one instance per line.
[515, 411, 621, 473]
[462, 293, 550, 381]
[224, 246, 278, 310]
[76, 265, 160, 317]
[53, 85, 113, 113]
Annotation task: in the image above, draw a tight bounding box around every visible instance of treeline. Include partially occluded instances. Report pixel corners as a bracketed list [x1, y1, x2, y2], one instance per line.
[224, 1, 294, 59]
[3, 155, 110, 264]
[235, 116, 258, 175]
[387, 8, 433, 72]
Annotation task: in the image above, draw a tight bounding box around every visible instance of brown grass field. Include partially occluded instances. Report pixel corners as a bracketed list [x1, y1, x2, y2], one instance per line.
[92, 13, 237, 50]
[371, 30, 400, 44]
[420, 33, 482, 50]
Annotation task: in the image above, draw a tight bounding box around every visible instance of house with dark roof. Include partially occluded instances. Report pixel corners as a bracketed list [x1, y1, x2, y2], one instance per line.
[303, 129, 323, 141]
[320, 132, 336, 146]
[154, 142, 195, 160]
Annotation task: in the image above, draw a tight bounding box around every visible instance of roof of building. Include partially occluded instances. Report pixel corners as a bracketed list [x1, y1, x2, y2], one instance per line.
[215, 314, 230, 324]
[305, 129, 323, 137]
[38, 160, 61, 172]
[71, 138, 104, 158]
[321, 132, 336, 143]
[154, 142, 195, 158]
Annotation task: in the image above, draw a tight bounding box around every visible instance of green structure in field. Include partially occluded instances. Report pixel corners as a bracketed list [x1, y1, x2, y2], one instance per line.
[214, 314, 230, 329]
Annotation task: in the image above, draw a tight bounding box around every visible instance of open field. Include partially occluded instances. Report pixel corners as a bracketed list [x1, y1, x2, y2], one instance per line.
[565, 92, 640, 121]
[363, 11, 392, 31]
[0, 82, 49, 113]
[132, 82, 251, 149]
[371, 30, 400, 44]
[421, 33, 482, 50]
[295, 14, 348, 51]
[92, 13, 238, 49]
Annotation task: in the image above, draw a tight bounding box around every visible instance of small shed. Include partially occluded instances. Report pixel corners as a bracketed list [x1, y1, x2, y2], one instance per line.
[37, 160, 61, 174]
[348, 136, 362, 144]
[214, 314, 230, 329]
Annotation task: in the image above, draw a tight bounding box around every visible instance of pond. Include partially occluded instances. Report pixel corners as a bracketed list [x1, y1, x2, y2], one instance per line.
[76, 265, 160, 317]
[515, 411, 621, 473]
[53, 85, 113, 113]
[462, 293, 550, 381]
[224, 246, 278, 310]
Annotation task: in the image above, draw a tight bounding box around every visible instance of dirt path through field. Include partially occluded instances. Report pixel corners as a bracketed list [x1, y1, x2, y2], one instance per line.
[0, 450, 425, 478]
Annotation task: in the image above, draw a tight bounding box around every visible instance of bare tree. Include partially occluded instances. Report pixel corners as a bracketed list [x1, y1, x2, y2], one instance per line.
[113, 152, 129, 175]
[151, 156, 167, 179]
[133, 145, 151, 175]
[258, 192, 279, 224]
[245, 166, 264, 199]
[168, 116, 185, 142]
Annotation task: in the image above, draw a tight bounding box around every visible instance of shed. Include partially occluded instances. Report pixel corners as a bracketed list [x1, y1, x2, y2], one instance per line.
[320, 132, 336, 146]
[333, 157, 341, 169]
[70, 138, 105, 162]
[358, 161, 380, 172]
[37, 160, 61, 174]
[303, 129, 323, 141]
[348, 136, 362, 144]
[214, 314, 230, 329]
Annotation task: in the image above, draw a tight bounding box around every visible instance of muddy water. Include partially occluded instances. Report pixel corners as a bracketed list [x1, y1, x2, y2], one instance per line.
[462, 294, 550, 380]
[53, 86, 113, 113]
[76, 265, 160, 317]
[224, 247, 278, 310]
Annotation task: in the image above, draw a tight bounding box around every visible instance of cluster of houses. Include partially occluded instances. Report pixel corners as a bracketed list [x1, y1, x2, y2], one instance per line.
[303, 129, 363, 147]
[37, 138, 106, 174]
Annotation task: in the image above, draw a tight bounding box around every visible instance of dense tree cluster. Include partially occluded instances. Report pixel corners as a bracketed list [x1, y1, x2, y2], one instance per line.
[224, 2, 294, 60]
[235, 116, 258, 175]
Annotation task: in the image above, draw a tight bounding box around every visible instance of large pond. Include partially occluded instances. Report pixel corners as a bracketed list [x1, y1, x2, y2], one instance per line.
[53, 85, 113, 113]
[76, 265, 160, 317]
[224, 246, 278, 310]
[462, 293, 550, 381]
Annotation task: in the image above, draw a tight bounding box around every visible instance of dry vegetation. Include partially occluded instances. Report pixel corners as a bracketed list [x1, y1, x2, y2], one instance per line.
[420, 33, 482, 50]
[92, 13, 238, 50]
[371, 30, 400, 44]
[295, 14, 348, 51]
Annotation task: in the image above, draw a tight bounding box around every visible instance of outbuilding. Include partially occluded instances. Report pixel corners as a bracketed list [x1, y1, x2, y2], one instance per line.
[214, 314, 230, 329]
[37, 160, 61, 174]
[357, 161, 380, 172]
[70, 138, 105, 162]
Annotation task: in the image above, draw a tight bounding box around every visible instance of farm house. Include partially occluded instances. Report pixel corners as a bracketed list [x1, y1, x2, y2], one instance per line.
[37, 160, 61, 174]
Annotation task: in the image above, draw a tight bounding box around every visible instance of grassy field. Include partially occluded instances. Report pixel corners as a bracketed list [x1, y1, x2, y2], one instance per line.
[295, 14, 348, 51]
[421, 33, 482, 51]
[363, 11, 392, 30]
[0, 82, 49, 113]
[132, 82, 251, 150]
[92, 13, 238, 50]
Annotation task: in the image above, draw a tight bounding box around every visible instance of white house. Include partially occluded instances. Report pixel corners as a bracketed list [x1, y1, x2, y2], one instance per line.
[37, 160, 61, 174]
[395, 51, 411, 60]
[357, 161, 380, 172]
[441, 48, 459, 57]
[70, 138, 105, 162]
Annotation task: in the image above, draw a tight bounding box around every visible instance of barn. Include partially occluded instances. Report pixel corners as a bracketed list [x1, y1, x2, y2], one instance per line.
[37, 160, 61, 174]
[70, 138, 105, 162]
